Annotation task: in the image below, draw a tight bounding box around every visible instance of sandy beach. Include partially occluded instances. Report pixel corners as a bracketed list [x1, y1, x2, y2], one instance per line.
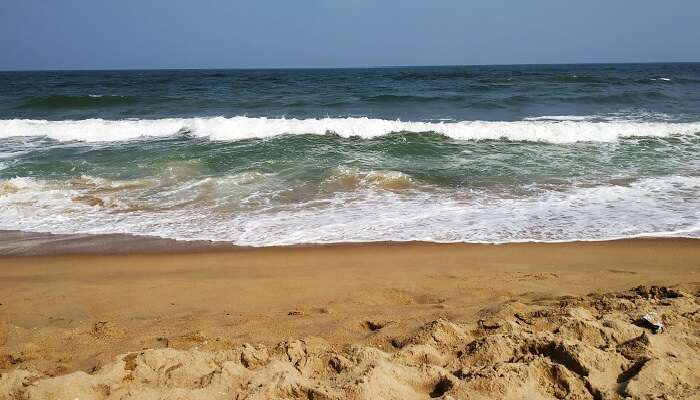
[1, 236, 699, 399]
[2, 2, 700, 397]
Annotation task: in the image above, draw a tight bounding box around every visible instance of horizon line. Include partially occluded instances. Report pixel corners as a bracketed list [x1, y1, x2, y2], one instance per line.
[1, 60, 699, 73]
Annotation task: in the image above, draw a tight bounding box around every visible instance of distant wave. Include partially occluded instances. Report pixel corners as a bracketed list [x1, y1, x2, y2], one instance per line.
[391, 70, 475, 81]
[1, 116, 699, 144]
[18, 95, 141, 109]
[471, 95, 532, 109]
[20, 95, 139, 108]
[361, 90, 676, 107]
[363, 94, 467, 103]
[546, 75, 621, 84]
[567, 91, 672, 105]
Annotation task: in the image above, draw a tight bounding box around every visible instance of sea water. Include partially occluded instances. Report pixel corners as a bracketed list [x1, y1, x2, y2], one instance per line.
[0, 64, 698, 245]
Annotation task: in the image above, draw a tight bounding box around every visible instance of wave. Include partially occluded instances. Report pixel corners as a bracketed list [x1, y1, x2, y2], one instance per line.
[569, 91, 672, 104]
[18, 95, 140, 109]
[472, 95, 532, 109]
[325, 167, 415, 191]
[523, 115, 593, 122]
[1, 175, 698, 245]
[1, 116, 699, 144]
[363, 94, 467, 103]
[391, 70, 476, 81]
[522, 112, 679, 122]
[547, 75, 621, 84]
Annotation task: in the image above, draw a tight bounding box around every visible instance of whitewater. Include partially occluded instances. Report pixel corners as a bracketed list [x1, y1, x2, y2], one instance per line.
[2, 116, 700, 143]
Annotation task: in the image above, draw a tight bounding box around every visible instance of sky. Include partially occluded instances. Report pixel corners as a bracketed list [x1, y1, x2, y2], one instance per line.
[1, 0, 699, 70]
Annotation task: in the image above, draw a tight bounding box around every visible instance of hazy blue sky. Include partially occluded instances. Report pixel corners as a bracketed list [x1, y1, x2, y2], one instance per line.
[1, 0, 698, 70]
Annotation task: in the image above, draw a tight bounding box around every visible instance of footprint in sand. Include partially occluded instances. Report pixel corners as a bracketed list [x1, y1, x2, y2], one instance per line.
[517, 272, 559, 281]
[609, 269, 638, 274]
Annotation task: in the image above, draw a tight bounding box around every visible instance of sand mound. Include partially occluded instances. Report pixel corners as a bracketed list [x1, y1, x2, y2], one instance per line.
[2, 285, 699, 400]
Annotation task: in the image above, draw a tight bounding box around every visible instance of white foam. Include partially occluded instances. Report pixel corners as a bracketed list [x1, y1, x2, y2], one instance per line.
[0, 175, 698, 246]
[1, 117, 699, 144]
[523, 115, 592, 121]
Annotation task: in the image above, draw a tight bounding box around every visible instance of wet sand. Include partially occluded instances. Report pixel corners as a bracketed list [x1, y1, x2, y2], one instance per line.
[1, 237, 699, 398]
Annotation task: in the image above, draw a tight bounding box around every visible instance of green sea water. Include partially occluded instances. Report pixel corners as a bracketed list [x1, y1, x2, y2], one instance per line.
[0, 64, 699, 245]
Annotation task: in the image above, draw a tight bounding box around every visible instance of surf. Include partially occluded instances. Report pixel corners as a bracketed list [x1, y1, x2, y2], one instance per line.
[1, 116, 700, 144]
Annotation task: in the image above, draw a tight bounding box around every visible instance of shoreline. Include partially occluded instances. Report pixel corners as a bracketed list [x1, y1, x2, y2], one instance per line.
[0, 229, 698, 257]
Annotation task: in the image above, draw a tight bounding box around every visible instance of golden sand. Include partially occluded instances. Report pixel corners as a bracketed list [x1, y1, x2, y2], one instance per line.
[1, 239, 699, 399]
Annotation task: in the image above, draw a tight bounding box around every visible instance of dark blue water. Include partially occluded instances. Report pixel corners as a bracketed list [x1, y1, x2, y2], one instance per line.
[0, 64, 698, 245]
[2, 63, 700, 122]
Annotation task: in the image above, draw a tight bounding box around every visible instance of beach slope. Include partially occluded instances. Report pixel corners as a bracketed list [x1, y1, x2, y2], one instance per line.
[1, 239, 699, 399]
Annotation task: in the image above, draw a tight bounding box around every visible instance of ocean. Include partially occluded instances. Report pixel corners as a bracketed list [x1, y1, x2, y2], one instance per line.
[0, 63, 699, 246]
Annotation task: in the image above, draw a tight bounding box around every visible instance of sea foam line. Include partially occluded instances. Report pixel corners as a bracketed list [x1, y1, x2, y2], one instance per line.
[1, 116, 699, 144]
[0, 174, 698, 246]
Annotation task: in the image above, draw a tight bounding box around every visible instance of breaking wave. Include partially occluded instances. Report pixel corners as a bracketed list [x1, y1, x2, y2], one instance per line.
[1, 117, 700, 144]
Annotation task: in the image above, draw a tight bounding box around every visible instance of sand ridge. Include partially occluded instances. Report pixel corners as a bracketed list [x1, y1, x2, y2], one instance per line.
[2, 285, 699, 399]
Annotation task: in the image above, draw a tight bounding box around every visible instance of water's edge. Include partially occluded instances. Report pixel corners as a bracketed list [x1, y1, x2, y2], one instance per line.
[1, 229, 697, 257]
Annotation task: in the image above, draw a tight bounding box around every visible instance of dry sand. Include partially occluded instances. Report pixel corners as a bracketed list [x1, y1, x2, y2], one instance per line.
[0, 237, 699, 399]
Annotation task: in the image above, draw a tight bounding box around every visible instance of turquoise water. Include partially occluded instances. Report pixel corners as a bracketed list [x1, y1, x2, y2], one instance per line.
[0, 64, 699, 245]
